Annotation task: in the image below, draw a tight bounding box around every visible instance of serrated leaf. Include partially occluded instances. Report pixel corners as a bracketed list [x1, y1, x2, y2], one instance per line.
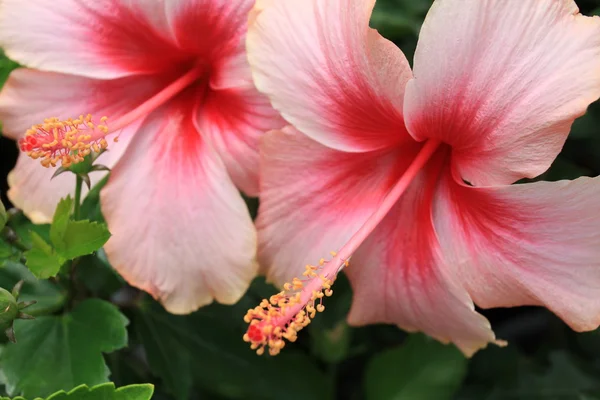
[0, 382, 153, 400]
[46, 382, 153, 400]
[55, 220, 110, 260]
[49, 197, 73, 250]
[23, 232, 64, 279]
[0, 200, 7, 231]
[0, 299, 129, 398]
[365, 334, 467, 400]
[0, 262, 65, 316]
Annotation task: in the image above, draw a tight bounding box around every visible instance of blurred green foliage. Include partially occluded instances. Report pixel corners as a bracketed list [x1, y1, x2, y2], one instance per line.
[2, 0, 600, 400]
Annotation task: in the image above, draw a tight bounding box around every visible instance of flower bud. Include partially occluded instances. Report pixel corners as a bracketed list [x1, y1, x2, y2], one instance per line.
[0, 281, 36, 343]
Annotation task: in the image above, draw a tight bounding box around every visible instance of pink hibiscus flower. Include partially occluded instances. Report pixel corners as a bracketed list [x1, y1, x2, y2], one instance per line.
[0, 0, 283, 314]
[243, 0, 600, 356]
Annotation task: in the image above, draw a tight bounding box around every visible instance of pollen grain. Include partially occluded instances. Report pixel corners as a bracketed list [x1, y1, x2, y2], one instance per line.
[18, 115, 110, 168]
[243, 253, 347, 356]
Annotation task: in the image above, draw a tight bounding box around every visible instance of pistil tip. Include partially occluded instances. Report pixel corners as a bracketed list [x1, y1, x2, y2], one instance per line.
[243, 253, 348, 356]
[18, 115, 110, 168]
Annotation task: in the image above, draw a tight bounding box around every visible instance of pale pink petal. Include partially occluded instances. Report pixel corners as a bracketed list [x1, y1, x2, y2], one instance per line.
[404, 0, 600, 185]
[210, 48, 254, 91]
[257, 126, 421, 286]
[198, 87, 284, 196]
[6, 156, 79, 224]
[346, 154, 499, 356]
[0, 0, 183, 78]
[248, 0, 274, 26]
[247, 0, 412, 152]
[101, 98, 256, 314]
[199, 27, 285, 197]
[0, 69, 158, 140]
[434, 169, 600, 332]
[0, 69, 156, 222]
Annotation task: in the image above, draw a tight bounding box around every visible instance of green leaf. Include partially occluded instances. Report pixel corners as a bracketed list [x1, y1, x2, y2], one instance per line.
[54, 221, 110, 260]
[310, 321, 351, 364]
[6, 212, 50, 249]
[47, 195, 110, 260]
[0, 262, 65, 316]
[23, 232, 64, 279]
[308, 274, 353, 364]
[80, 176, 108, 223]
[479, 351, 600, 400]
[0, 51, 19, 93]
[0, 240, 17, 262]
[370, 0, 430, 39]
[0, 299, 129, 398]
[0, 200, 7, 231]
[134, 292, 332, 400]
[0, 382, 153, 400]
[364, 334, 467, 400]
[512, 352, 596, 400]
[49, 197, 73, 249]
[46, 383, 153, 400]
[76, 251, 124, 298]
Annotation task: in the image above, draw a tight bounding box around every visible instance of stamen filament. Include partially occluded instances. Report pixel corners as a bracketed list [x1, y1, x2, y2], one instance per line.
[244, 139, 441, 355]
[19, 66, 205, 168]
[110, 66, 204, 132]
[330, 139, 441, 265]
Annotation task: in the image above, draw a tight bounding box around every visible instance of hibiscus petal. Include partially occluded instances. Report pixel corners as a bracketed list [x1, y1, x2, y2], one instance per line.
[0, 69, 158, 140]
[257, 126, 421, 286]
[165, 0, 255, 59]
[198, 87, 284, 197]
[346, 154, 499, 357]
[101, 99, 256, 314]
[0, 0, 183, 78]
[202, 19, 284, 196]
[434, 171, 600, 332]
[6, 156, 78, 224]
[404, 0, 600, 185]
[0, 69, 154, 221]
[247, 0, 412, 152]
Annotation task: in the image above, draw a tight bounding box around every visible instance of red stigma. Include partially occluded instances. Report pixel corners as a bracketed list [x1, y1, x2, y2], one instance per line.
[246, 324, 264, 343]
[18, 115, 110, 168]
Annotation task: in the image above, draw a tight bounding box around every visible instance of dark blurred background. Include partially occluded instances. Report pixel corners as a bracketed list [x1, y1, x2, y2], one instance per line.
[2, 1, 600, 399]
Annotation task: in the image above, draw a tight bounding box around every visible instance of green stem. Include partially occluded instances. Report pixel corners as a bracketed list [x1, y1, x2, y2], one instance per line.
[73, 175, 82, 220]
[67, 174, 84, 309]
[67, 258, 80, 311]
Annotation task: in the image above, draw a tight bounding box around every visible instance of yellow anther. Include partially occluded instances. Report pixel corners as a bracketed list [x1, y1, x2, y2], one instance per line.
[19, 114, 111, 168]
[243, 252, 349, 356]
